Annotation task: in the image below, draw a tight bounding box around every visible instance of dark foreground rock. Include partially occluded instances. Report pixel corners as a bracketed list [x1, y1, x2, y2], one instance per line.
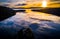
[0, 6, 16, 21]
[17, 28, 35, 39]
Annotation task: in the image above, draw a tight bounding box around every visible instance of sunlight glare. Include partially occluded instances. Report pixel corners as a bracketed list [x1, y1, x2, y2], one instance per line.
[42, 0, 47, 7]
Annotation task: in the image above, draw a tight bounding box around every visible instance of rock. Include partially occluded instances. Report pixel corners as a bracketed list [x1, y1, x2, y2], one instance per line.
[17, 28, 35, 39]
[23, 28, 35, 39]
[17, 29, 24, 39]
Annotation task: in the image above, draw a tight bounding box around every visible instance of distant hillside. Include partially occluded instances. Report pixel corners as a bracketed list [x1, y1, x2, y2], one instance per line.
[0, 6, 16, 21]
[32, 8, 60, 16]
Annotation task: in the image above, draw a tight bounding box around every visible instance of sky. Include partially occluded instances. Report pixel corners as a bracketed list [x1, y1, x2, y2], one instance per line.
[0, 0, 60, 2]
[0, 0, 25, 2]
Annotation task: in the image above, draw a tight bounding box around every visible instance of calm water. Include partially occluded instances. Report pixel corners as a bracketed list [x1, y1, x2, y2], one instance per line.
[0, 11, 60, 39]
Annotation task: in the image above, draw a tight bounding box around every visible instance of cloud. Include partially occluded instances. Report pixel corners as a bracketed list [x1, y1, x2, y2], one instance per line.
[0, 0, 8, 2]
[0, 0, 26, 3]
[0, 0, 60, 3]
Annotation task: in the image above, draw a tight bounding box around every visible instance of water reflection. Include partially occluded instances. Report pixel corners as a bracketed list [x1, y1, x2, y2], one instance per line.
[0, 11, 60, 39]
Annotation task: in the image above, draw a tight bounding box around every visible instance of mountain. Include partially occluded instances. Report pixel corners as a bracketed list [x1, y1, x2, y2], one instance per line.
[0, 6, 16, 21]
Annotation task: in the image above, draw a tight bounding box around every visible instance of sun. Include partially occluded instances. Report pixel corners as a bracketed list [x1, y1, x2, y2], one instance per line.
[42, 0, 47, 7]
